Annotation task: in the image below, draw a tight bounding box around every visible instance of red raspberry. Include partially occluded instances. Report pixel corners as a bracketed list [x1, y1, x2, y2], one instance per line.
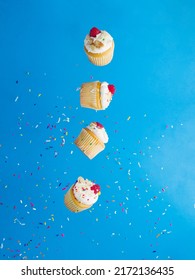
[108, 84, 116, 95]
[89, 27, 101, 37]
[95, 122, 104, 129]
[91, 184, 101, 194]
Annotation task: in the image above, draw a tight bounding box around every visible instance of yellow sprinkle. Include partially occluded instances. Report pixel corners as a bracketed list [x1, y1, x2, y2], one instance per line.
[65, 132, 68, 136]
[127, 116, 131, 121]
[38, 93, 42, 97]
[156, 233, 161, 238]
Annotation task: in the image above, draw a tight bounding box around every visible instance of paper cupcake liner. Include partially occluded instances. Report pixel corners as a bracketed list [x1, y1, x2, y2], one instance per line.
[84, 41, 114, 66]
[80, 81, 102, 110]
[64, 186, 92, 213]
[74, 128, 105, 159]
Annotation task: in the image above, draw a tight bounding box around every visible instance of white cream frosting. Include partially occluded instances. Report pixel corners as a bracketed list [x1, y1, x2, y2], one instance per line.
[87, 122, 109, 143]
[100, 82, 112, 109]
[72, 176, 100, 205]
[84, 30, 113, 53]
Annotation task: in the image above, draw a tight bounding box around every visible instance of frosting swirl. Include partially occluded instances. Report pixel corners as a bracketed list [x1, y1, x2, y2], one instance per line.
[84, 30, 113, 53]
[73, 176, 100, 205]
[86, 122, 109, 143]
[100, 82, 113, 109]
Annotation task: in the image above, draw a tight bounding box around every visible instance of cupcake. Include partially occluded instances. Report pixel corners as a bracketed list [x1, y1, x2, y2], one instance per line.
[74, 122, 108, 159]
[80, 81, 116, 110]
[64, 176, 101, 213]
[84, 27, 114, 66]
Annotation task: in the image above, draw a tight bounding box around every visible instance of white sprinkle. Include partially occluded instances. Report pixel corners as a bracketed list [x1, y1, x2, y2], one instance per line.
[57, 117, 61, 123]
[15, 96, 19, 102]
[14, 218, 26, 226]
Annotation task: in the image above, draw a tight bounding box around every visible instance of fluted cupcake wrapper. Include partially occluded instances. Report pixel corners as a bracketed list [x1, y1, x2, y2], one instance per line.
[80, 81, 102, 110]
[84, 41, 114, 66]
[64, 186, 92, 213]
[74, 128, 105, 159]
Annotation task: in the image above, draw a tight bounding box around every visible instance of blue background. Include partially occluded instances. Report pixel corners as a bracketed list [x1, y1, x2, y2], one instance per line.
[0, 0, 195, 260]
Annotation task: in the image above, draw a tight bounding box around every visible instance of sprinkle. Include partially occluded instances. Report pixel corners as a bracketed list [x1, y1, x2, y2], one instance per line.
[14, 218, 26, 226]
[57, 117, 61, 123]
[15, 96, 19, 102]
[127, 116, 131, 121]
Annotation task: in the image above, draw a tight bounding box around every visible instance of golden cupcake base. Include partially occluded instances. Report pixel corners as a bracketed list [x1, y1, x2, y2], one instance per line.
[80, 81, 102, 110]
[84, 41, 114, 66]
[74, 128, 105, 159]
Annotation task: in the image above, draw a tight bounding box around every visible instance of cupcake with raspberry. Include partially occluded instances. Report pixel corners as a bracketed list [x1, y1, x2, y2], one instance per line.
[84, 27, 114, 66]
[80, 81, 115, 110]
[64, 176, 101, 213]
[74, 122, 108, 159]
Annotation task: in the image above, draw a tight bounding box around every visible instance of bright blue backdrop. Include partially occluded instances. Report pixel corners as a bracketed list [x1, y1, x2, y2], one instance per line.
[0, 0, 195, 260]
